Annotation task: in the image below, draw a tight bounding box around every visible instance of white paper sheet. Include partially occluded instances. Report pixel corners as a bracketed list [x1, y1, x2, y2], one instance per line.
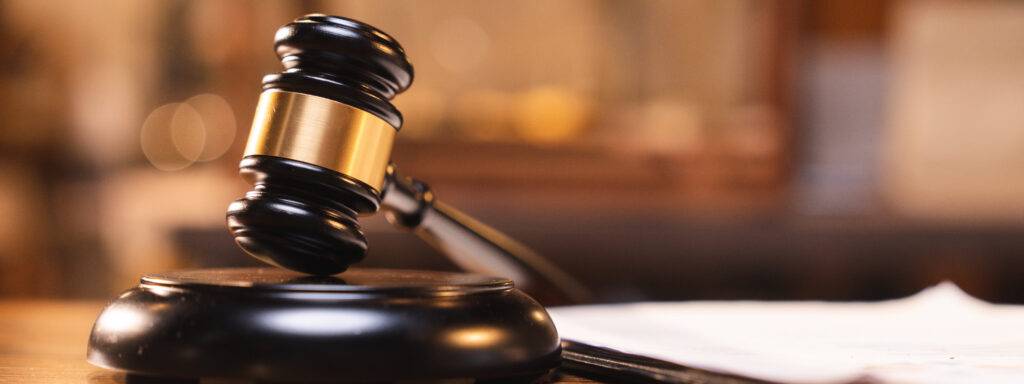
[548, 282, 1024, 383]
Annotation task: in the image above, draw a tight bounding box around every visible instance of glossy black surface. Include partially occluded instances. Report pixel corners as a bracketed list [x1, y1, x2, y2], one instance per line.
[87, 268, 561, 383]
[227, 14, 591, 303]
[265, 14, 413, 128]
[228, 15, 414, 275]
[227, 156, 377, 275]
[143, 267, 512, 292]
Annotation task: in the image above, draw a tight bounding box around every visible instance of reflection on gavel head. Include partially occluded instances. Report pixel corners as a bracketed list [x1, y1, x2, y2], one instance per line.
[226, 14, 413, 275]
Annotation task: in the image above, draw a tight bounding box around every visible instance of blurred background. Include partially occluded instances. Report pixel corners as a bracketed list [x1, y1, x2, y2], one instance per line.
[2, 0, 1024, 302]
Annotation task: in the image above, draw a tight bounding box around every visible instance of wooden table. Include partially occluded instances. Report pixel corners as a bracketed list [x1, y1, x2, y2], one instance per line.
[0, 301, 122, 383]
[0, 301, 598, 383]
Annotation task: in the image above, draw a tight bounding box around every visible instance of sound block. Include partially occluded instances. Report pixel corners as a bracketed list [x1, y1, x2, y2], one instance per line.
[87, 268, 561, 383]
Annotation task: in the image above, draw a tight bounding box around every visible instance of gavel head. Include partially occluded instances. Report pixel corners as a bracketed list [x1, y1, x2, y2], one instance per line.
[226, 14, 412, 275]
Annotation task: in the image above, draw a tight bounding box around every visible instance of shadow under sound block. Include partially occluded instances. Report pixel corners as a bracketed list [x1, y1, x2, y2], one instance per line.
[87, 268, 561, 383]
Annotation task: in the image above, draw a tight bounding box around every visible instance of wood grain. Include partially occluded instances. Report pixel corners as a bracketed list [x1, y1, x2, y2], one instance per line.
[0, 301, 122, 383]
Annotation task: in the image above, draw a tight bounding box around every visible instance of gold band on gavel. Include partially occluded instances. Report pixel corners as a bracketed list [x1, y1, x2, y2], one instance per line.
[244, 90, 396, 194]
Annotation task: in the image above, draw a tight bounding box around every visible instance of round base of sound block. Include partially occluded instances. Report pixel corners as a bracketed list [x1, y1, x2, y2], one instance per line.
[87, 268, 561, 383]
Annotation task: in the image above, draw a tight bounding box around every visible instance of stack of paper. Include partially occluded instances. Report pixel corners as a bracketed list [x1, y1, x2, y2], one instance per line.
[549, 282, 1024, 383]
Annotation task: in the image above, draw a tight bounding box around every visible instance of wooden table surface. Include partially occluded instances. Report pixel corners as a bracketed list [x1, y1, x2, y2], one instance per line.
[0, 300, 598, 383]
[0, 301, 122, 383]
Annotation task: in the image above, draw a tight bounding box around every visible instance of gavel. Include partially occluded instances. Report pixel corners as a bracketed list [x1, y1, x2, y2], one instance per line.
[226, 14, 590, 306]
[89, 15, 587, 382]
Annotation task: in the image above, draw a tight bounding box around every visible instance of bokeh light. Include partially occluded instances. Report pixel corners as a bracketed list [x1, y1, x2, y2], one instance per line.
[185, 93, 236, 162]
[514, 87, 592, 145]
[141, 103, 198, 171]
[170, 103, 206, 163]
[140, 94, 236, 171]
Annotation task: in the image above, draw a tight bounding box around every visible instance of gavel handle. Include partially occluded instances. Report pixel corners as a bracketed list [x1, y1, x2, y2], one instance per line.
[380, 167, 592, 306]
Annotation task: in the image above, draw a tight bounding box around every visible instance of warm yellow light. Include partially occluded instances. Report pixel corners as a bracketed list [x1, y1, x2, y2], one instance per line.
[514, 87, 592, 144]
[140, 94, 237, 170]
[140, 103, 196, 171]
[446, 326, 506, 348]
[169, 103, 206, 162]
[185, 93, 236, 162]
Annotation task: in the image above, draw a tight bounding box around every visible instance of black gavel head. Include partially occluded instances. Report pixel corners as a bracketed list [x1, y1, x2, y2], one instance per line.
[226, 15, 413, 275]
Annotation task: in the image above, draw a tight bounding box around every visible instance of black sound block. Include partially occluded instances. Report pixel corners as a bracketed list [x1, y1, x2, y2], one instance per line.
[87, 268, 561, 383]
